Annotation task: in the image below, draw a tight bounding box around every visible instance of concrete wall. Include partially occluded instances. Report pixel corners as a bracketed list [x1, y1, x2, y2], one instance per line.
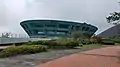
[0, 38, 51, 44]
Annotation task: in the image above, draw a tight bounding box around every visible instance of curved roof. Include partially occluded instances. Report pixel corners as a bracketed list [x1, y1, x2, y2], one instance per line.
[20, 19, 98, 28]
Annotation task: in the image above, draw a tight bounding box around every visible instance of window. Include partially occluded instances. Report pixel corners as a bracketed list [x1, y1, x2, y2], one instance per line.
[85, 27, 90, 31]
[82, 27, 85, 31]
[59, 24, 69, 29]
[56, 31, 68, 34]
[35, 25, 43, 27]
[46, 24, 56, 27]
[57, 32, 65, 34]
[47, 31, 55, 34]
[31, 23, 43, 27]
[76, 26, 80, 30]
[38, 32, 44, 34]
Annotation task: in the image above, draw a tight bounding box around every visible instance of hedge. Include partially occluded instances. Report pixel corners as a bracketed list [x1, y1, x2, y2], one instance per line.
[24, 39, 79, 49]
[111, 39, 120, 43]
[101, 39, 115, 45]
[47, 39, 79, 49]
[0, 45, 48, 58]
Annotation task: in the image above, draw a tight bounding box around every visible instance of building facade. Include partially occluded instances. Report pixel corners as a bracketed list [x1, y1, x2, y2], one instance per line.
[20, 20, 98, 38]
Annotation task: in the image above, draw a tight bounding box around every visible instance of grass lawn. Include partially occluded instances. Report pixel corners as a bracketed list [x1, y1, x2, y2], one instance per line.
[75, 43, 102, 49]
[83, 44, 102, 48]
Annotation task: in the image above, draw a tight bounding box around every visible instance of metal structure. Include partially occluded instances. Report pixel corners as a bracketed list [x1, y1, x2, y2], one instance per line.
[20, 20, 98, 38]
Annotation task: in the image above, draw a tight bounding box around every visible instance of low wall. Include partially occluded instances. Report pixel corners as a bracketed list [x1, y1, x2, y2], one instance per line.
[0, 38, 51, 45]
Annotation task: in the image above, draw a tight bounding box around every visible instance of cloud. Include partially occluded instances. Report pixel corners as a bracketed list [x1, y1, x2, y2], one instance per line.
[0, 0, 119, 35]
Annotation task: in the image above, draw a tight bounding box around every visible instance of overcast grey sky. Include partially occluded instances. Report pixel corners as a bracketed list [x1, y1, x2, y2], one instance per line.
[0, 0, 119, 35]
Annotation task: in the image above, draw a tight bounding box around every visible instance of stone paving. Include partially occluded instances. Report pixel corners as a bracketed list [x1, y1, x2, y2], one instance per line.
[0, 46, 105, 67]
[38, 46, 120, 67]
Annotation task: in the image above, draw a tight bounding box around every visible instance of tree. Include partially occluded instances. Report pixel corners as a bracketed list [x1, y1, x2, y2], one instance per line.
[70, 31, 84, 46]
[106, 12, 120, 25]
[71, 31, 83, 40]
[83, 32, 92, 39]
[106, 12, 120, 34]
[82, 32, 93, 44]
[1, 32, 12, 38]
[91, 36, 102, 43]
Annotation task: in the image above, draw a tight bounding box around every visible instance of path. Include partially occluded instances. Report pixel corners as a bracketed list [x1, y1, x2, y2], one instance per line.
[0, 46, 105, 67]
[38, 46, 120, 67]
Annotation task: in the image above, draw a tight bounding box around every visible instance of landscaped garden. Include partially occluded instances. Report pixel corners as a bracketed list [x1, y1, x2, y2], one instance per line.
[0, 32, 119, 58]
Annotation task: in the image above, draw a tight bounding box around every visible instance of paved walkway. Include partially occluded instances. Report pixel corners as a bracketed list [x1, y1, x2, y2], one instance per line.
[0, 46, 105, 67]
[38, 46, 120, 67]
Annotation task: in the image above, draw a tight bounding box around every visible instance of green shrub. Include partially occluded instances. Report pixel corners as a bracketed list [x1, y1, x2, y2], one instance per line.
[101, 39, 115, 45]
[108, 36, 120, 43]
[65, 40, 79, 48]
[50, 39, 79, 48]
[113, 40, 120, 43]
[24, 39, 79, 49]
[83, 43, 102, 47]
[90, 36, 102, 44]
[24, 40, 45, 45]
[0, 45, 48, 58]
[111, 38, 120, 43]
[48, 41, 58, 47]
[23, 40, 53, 46]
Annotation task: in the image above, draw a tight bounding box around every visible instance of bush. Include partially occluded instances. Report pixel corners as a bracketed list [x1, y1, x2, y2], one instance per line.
[65, 40, 79, 48]
[52, 39, 79, 49]
[113, 39, 120, 43]
[108, 36, 120, 43]
[23, 40, 54, 46]
[24, 40, 46, 45]
[91, 36, 102, 43]
[82, 43, 102, 47]
[101, 39, 115, 45]
[23, 39, 79, 49]
[111, 38, 120, 43]
[0, 45, 48, 58]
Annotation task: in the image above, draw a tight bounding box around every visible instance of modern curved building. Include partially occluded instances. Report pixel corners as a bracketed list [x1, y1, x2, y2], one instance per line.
[20, 20, 98, 38]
